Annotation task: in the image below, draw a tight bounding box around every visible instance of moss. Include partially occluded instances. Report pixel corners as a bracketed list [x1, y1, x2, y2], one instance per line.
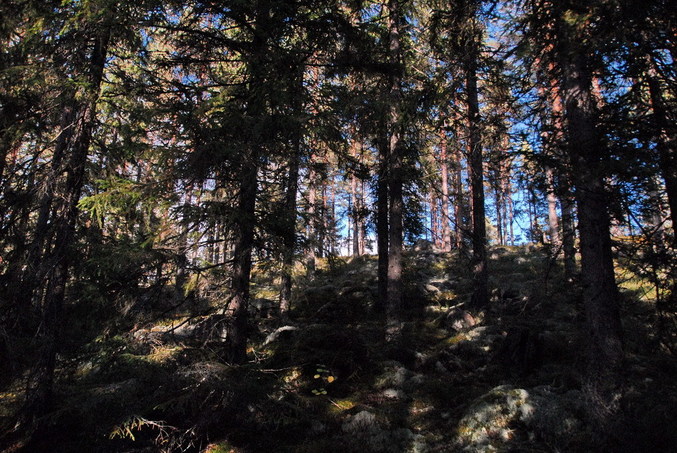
[328, 398, 358, 415]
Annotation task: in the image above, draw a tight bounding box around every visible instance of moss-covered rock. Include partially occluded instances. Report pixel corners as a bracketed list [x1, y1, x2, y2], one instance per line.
[455, 384, 584, 451]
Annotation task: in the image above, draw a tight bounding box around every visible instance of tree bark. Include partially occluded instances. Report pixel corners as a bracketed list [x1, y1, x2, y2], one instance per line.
[646, 54, 677, 244]
[557, 8, 624, 430]
[305, 162, 317, 276]
[466, 33, 488, 309]
[560, 178, 577, 279]
[545, 166, 561, 252]
[227, 152, 257, 363]
[376, 123, 389, 313]
[440, 131, 451, 251]
[20, 26, 110, 432]
[279, 131, 300, 317]
[385, 0, 404, 339]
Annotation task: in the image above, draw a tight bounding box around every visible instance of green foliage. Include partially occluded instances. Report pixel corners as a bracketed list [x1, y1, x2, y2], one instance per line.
[78, 178, 144, 228]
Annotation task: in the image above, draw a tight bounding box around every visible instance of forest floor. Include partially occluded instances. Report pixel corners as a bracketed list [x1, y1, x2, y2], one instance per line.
[1, 244, 677, 452]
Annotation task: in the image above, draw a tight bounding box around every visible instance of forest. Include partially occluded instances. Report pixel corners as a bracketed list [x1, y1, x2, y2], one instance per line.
[0, 0, 676, 451]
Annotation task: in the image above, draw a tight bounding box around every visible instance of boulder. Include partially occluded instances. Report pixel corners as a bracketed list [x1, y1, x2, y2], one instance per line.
[342, 411, 424, 452]
[455, 385, 584, 451]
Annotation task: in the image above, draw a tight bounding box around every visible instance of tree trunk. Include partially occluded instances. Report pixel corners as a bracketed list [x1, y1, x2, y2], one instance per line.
[453, 144, 465, 249]
[279, 134, 300, 317]
[467, 39, 488, 309]
[305, 160, 317, 276]
[20, 27, 110, 433]
[560, 180, 577, 280]
[545, 167, 561, 252]
[539, 50, 578, 277]
[385, 0, 404, 339]
[351, 174, 360, 256]
[376, 123, 389, 313]
[440, 131, 451, 251]
[646, 54, 677, 245]
[558, 14, 623, 431]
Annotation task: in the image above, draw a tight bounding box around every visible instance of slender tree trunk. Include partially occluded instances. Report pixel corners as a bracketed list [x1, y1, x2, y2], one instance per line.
[507, 187, 515, 246]
[279, 130, 300, 317]
[453, 145, 465, 249]
[329, 180, 337, 255]
[539, 50, 578, 276]
[174, 197, 190, 304]
[466, 39, 488, 309]
[558, 15, 623, 431]
[560, 180, 577, 279]
[351, 174, 359, 256]
[18, 103, 78, 315]
[305, 162, 317, 276]
[440, 131, 451, 251]
[545, 167, 561, 252]
[646, 55, 677, 244]
[385, 0, 404, 339]
[429, 188, 438, 245]
[20, 27, 110, 432]
[501, 158, 513, 246]
[376, 124, 389, 312]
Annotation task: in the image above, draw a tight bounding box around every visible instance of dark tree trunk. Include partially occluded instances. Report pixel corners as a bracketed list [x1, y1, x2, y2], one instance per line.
[440, 131, 451, 251]
[560, 177, 577, 280]
[280, 70, 303, 317]
[351, 174, 360, 256]
[385, 0, 404, 339]
[453, 144, 466, 250]
[227, 151, 257, 364]
[279, 146, 300, 317]
[305, 162, 317, 276]
[376, 125, 389, 313]
[558, 14, 623, 431]
[466, 42, 488, 309]
[225, 2, 272, 363]
[646, 54, 677, 244]
[19, 28, 110, 433]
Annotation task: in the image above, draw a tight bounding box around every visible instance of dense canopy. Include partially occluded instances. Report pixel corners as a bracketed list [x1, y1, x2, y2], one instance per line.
[1, 0, 675, 451]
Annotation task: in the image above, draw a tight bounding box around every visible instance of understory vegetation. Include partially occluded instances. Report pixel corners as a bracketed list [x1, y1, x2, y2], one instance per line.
[2, 245, 675, 452]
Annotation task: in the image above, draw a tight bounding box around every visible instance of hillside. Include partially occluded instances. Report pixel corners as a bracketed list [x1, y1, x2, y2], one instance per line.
[2, 245, 675, 452]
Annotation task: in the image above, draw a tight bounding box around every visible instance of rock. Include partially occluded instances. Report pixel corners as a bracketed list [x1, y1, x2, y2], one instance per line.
[342, 411, 423, 452]
[263, 325, 299, 346]
[455, 385, 535, 451]
[455, 385, 584, 451]
[382, 388, 406, 400]
[342, 410, 380, 435]
[187, 314, 230, 343]
[446, 309, 477, 331]
[527, 386, 584, 441]
[375, 361, 412, 389]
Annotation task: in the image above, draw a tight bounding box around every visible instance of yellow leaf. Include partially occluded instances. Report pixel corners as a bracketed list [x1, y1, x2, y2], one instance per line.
[327, 376, 335, 383]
